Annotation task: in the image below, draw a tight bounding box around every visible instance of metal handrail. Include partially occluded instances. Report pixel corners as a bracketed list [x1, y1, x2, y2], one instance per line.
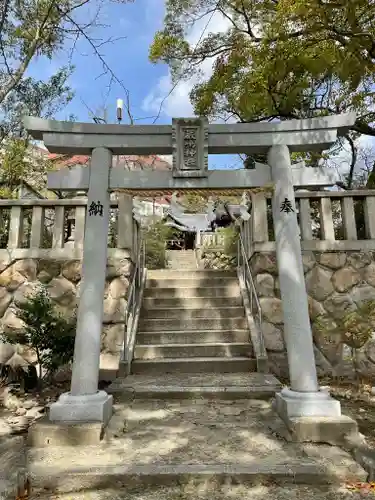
[123, 237, 146, 368]
[194, 246, 200, 269]
[237, 231, 266, 356]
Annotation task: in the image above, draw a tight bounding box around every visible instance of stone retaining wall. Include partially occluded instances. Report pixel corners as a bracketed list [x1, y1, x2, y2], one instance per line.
[0, 255, 133, 381]
[249, 251, 375, 379]
[201, 250, 236, 270]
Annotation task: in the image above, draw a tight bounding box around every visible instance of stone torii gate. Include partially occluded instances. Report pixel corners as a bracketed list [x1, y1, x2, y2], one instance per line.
[24, 113, 356, 431]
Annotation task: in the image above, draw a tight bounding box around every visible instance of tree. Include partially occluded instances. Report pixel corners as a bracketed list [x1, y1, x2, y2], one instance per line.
[143, 220, 178, 269]
[0, 0, 137, 203]
[0, 139, 58, 198]
[0, 0, 135, 142]
[0, 67, 75, 141]
[150, 0, 375, 184]
[1, 286, 76, 384]
[180, 193, 208, 213]
[0, 0, 133, 109]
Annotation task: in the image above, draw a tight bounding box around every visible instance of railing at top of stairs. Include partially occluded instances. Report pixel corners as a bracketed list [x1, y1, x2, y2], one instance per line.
[237, 228, 269, 373]
[121, 238, 147, 376]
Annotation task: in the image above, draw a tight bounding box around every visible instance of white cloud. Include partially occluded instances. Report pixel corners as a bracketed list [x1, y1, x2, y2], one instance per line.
[142, 10, 231, 119]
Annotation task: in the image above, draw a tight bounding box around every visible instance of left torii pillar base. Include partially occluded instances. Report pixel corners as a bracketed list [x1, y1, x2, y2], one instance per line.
[27, 392, 113, 448]
[49, 391, 113, 426]
[28, 415, 107, 447]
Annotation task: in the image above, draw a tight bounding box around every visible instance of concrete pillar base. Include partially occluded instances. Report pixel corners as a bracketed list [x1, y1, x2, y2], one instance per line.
[49, 390, 113, 425]
[275, 388, 359, 444]
[275, 387, 341, 419]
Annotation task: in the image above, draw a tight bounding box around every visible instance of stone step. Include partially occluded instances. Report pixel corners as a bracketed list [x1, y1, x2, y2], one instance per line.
[30, 485, 372, 500]
[28, 462, 361, 494]
[146, 277, 239, 289]
[108, 373, 282, 401]
[148, 270, 237, 279]
[141, 306, 244, 320]
[130, 357, 256, 374]
[167, 257, 197, 263]
[143, 285, 240, 299]
[133, 343, 253, 360]
[168, 265, 198, 270]
[136, 329, 250, 345]
[142, 296, 243, 309]
[138, 317, 247, 332]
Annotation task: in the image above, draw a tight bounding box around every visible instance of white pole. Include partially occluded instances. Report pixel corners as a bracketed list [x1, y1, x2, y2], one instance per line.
[49, 147, 113, 424]
[269, 144, 341, 418]
[269, 145, 319, 393]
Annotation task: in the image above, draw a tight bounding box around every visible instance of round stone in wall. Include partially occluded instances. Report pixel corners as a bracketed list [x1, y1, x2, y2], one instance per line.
[261, 321, 284, 351]
[47, 276, 77, 307]
[350, 285, 375, 306]
[255, 273, 274, 297]
[323, 293, 356, 319]
[365, 335, 375, 364]
[302, 252, 316, 272]
[250, 253, 278, 275]
[13, 282, 40, 307]
[332, 267, 361, 293]
[14, 259, 37, 281]
[0, 287, 12, 317]
[348, 252, 372, 269]
[318, 252, 347, 270]
[0, 342, 16, 364]
[0, 264, 26, 291]
[364, 263, 375, 287]
[2, 308, 25, 337]
[37, 259, 61, 283]
[259, 297, 284, 324]
[307, 296, 326, 320]
[305, 266, 334, 301]
[62, 260, 82, 283]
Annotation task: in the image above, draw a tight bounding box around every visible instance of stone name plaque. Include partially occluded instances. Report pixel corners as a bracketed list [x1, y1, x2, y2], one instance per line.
[172, 117, 208, 178]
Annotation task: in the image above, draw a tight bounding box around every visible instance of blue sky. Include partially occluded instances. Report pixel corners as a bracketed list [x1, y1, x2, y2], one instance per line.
[26, 0, 241, 170]
[24, 0, 374, 176]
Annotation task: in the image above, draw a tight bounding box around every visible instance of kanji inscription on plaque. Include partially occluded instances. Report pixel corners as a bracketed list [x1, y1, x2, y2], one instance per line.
[172, 117, 208, 178]
[183, 127, 198, 168]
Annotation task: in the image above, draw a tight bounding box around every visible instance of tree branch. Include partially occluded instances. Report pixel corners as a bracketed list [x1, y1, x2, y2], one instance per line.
[0, 0, 58, 105]
[345, 134, 357, 189]
[58, 6, 134, 124]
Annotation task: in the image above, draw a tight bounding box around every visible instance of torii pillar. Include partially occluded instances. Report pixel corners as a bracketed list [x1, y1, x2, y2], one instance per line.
[50, 147, 114, 424]
[268, 145, 340, 419]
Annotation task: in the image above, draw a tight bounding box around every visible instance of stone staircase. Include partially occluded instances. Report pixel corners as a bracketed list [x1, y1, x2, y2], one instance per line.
[128, 269, 256, 376]
[166, 249, 197, 270]
[26, 267, 369, 497]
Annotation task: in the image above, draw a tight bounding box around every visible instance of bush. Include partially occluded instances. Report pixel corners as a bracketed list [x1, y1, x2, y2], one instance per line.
[1, 285, 76, 384]
[221, 225, 239, 258]
[143, 220, 178, 269]
[314, 300, 375, 350]
[313, 299, 375, 381]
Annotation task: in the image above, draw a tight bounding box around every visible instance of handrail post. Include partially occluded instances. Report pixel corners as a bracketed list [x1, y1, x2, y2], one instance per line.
[123, 237, 146, 375]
